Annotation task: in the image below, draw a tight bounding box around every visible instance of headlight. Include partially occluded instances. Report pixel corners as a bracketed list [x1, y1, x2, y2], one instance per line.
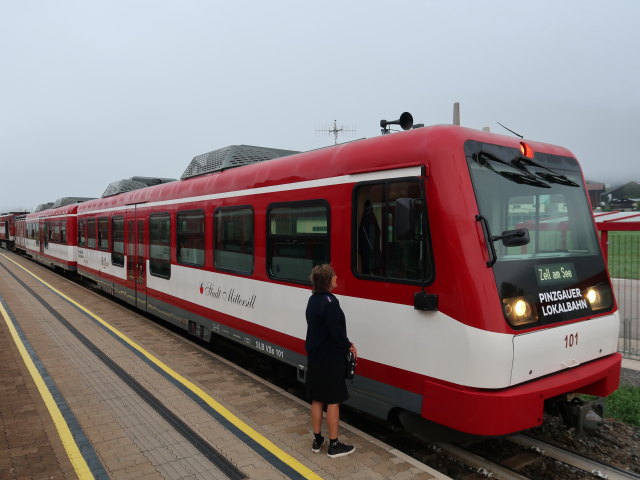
[585, 288, 598, 304]
[584, 285, 613, 312]
[503, 297, 536, 326]
[513, 299, 529, 317]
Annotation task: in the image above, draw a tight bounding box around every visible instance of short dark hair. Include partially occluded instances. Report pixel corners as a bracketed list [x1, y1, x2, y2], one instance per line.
[310, 264, 335, 292]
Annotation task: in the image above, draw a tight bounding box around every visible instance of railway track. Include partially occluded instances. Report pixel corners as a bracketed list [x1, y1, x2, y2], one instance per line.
[509, 434, 640, 480]
[433, 434, 640, 480]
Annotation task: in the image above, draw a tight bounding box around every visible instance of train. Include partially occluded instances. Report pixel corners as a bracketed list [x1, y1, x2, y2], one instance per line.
[0, 211, 28, 250]
[3, 120, 621, 436]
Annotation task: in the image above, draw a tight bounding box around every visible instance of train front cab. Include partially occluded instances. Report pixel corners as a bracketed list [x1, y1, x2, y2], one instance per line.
[412, 131, 621, 436]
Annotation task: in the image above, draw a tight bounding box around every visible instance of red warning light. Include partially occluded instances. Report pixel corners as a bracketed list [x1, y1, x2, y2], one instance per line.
[520, 142, 533, 158]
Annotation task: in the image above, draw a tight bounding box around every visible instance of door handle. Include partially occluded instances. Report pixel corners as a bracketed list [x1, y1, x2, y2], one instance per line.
[561, 359, 580, 368]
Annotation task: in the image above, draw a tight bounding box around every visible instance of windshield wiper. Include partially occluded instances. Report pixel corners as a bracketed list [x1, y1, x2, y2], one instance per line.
[498, 171, 552, 188]
[473, 152, 551, 188]
[511, 156, 579, 187]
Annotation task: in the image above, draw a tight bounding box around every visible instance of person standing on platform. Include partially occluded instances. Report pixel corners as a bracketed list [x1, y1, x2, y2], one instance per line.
[305, 264, 357, 458]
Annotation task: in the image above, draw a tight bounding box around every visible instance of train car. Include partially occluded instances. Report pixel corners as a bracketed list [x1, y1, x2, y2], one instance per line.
[15, 202, 52, 253]
[22, 198, 93, 271]
[73, 126, 620, 436]
[74, 176, 175, 297]
[0, 212, 29, 250]
[14, 214, 27, 253]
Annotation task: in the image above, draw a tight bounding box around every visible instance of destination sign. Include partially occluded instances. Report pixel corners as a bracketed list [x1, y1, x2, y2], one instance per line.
[534, 262, 576, 286]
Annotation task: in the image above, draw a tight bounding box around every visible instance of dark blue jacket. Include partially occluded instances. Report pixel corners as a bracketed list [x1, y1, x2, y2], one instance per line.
[305, 292, 351, 363]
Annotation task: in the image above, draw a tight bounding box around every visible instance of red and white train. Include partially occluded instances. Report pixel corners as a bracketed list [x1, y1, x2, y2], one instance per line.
[18, 199, 94, 270]
[0, 211, 28, 250]
[9, 123, 621, 436]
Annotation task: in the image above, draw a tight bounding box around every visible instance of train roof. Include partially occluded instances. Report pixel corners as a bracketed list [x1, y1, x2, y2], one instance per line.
[51, 197, 96, 208]
[34, 202, 54, 212]
[25, 197, 96, 219]
[0, 211, 29, 216]
[102, 177, 176, 198]
[181, 145, 299, 180]
[76, 125, 577, 214]
[26, 202, 87, 219]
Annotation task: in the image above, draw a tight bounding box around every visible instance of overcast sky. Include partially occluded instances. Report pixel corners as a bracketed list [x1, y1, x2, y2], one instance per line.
[2, 1, 639, 212]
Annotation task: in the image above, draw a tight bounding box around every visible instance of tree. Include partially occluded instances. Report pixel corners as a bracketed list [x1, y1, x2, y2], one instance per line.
[622, 182, 640, 198]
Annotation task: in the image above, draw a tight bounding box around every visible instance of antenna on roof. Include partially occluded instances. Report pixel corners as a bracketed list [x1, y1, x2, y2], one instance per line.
[316, 120, 356, 145]
[497, 122, 524, 138]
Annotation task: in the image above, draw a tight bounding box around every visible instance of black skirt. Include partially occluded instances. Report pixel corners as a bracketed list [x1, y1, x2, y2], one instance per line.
[306, 356, 349, 404]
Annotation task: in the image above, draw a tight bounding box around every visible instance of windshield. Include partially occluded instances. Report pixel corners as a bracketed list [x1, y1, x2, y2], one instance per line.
[465, 140, 613, 328]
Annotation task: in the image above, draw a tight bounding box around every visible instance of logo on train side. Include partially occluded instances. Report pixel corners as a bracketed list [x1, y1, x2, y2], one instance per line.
[199, 282, 256, 309]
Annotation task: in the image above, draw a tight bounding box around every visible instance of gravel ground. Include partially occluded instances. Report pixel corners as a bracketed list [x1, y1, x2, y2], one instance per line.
[527, 363, 640, 476]
[620, 364, 640, 387]
[530, 415, 640, 475]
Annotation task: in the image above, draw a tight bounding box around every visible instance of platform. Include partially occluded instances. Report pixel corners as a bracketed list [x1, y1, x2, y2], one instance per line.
[0, 251, 447, 480]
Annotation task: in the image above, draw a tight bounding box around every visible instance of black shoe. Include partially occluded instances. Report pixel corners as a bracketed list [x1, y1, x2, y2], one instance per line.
[312, 435, 325, 453]
[327, 440, 355, 458]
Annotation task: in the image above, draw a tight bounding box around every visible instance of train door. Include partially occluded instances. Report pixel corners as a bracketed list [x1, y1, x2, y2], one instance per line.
[0, 221, 7, 249]
[125, 205, 147, 310]
[39, 219, 45, 256]
[43, 221, 50, 253]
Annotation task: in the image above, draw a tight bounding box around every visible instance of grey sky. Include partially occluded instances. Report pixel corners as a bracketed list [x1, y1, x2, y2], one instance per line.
[2, 1, 639, 212]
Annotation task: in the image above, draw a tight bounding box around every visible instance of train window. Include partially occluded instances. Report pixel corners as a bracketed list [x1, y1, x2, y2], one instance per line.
[214, 206, 253, 274]
[87, 219, 97, 249]
[149, 214, 171, 278]
[60, 220, 67, 244]
[177, 210, 205, 267]
[111, 216, 124, 267]
[353, 179, 432, 283]
[78, 219, 87, 247]
[501, 193, 598, 259]
[43, 222, 49, 241]
[45, 221, 53, 242]
[267, 201, 329, 284]
[98, 217, 109, 251]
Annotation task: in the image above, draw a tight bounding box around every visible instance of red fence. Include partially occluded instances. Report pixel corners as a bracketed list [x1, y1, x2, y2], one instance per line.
[595, 211, 640, 359]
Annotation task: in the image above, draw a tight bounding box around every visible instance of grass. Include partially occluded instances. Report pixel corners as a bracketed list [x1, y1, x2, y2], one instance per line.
[606, 231, 640, 280]
[605, 386, 640, 426]
[580, 385, 640, 427]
